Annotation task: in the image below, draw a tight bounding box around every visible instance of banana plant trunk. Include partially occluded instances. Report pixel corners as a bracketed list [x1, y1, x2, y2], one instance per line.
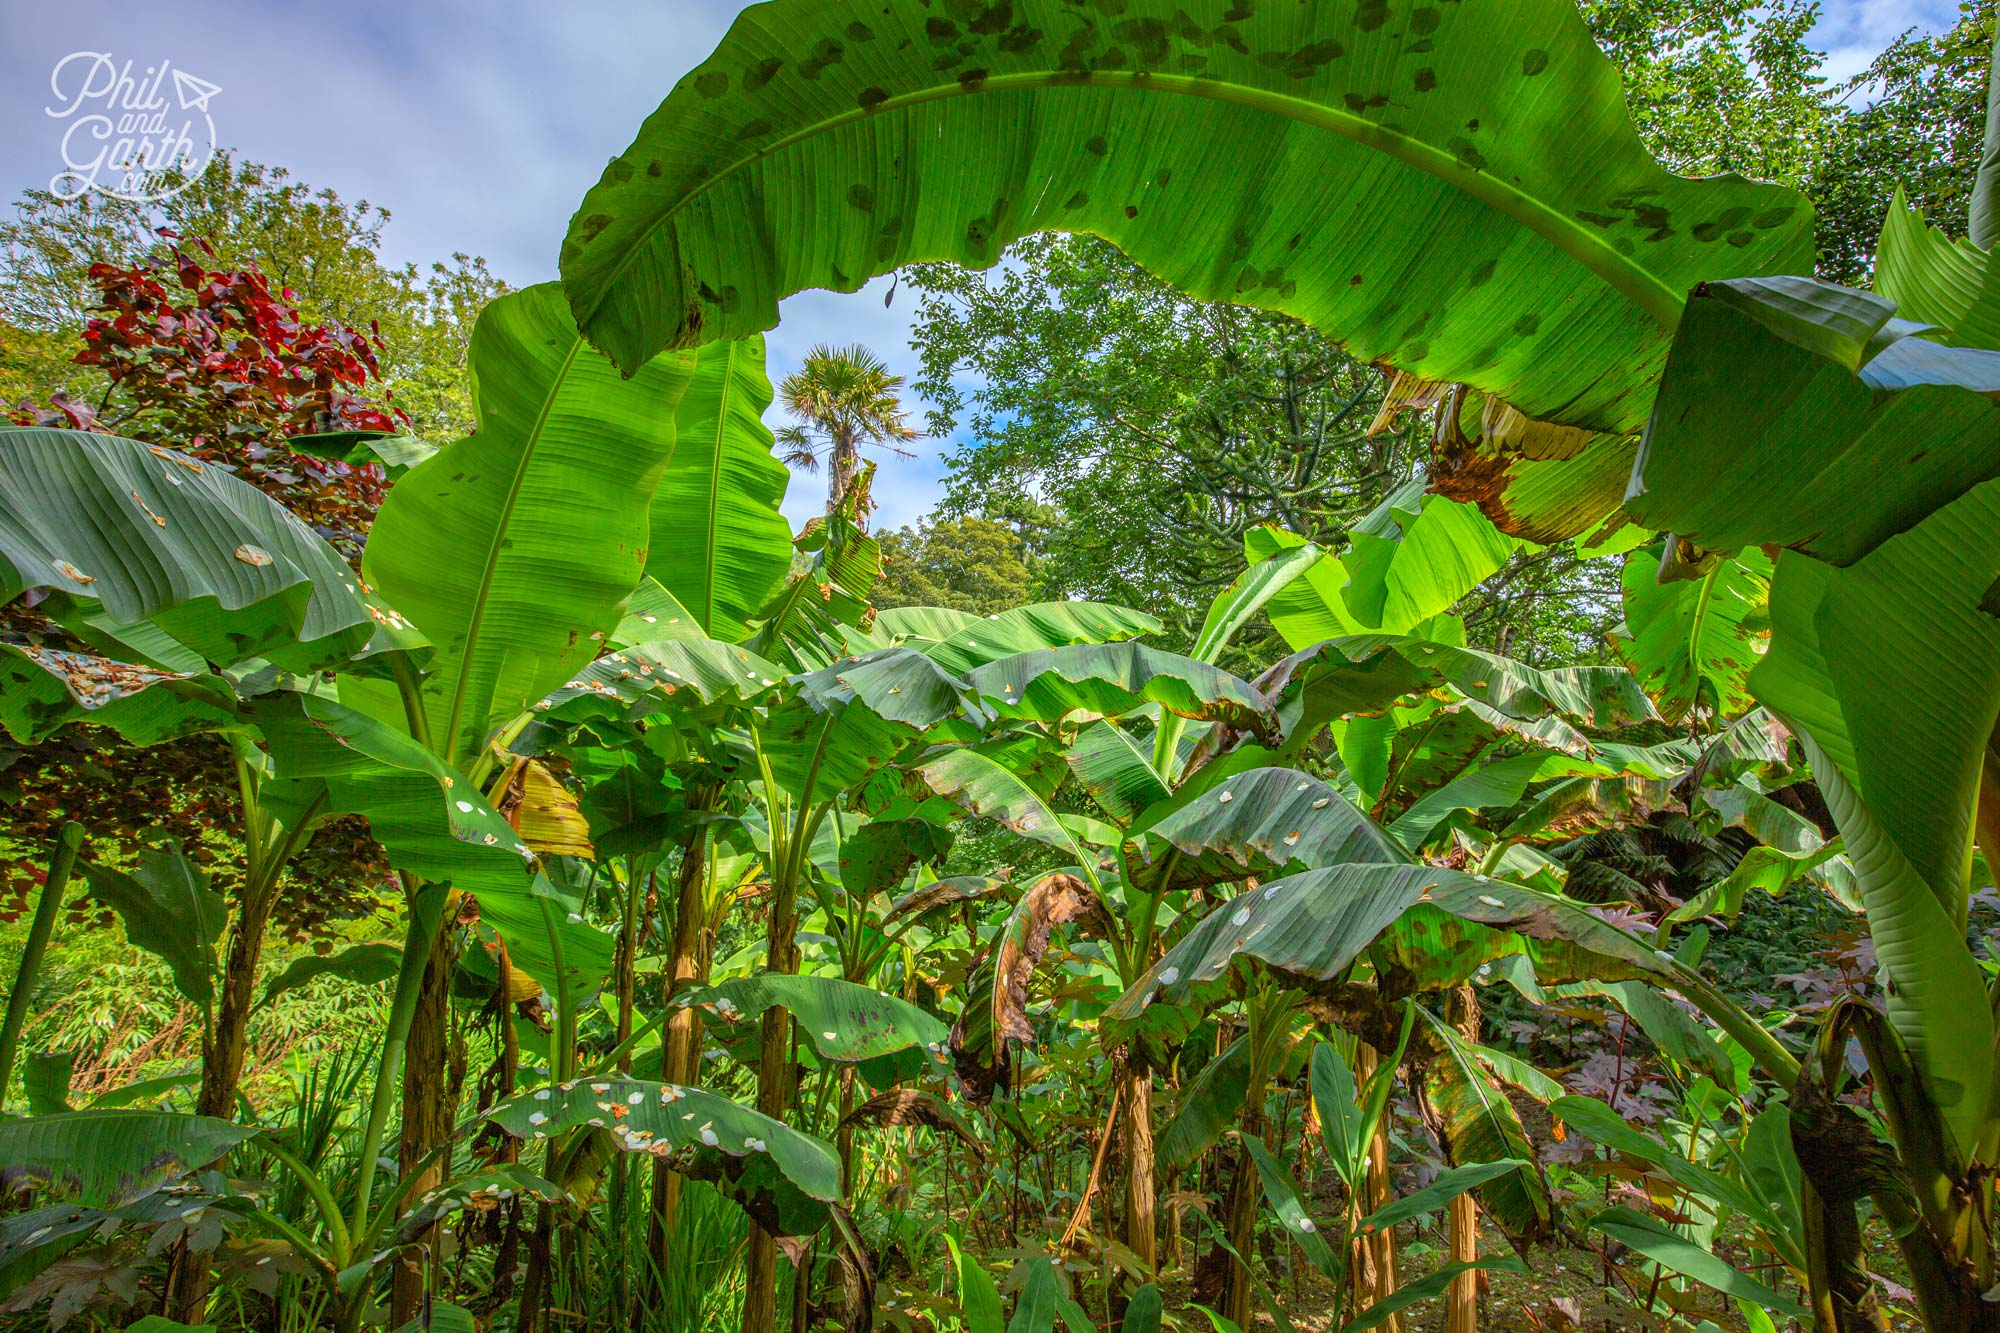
[645, 828, 711, 1306]
[390, 923, 455, 1326]
[1220, 1098, 1266, 1329]
[1351, 1043, 1404, 1333]
[1121, 1060, 1157, 1276]
[1445, 987, 1480, 1333]
[169, 876, 284, 1321]
[743, 863, 802, 1333]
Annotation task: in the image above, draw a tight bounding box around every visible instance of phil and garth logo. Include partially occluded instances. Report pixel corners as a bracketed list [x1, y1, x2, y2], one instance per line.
[46, 52, 222, 203]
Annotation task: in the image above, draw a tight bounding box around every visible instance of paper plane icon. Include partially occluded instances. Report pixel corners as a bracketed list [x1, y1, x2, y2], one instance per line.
[172, 69, 221, 112]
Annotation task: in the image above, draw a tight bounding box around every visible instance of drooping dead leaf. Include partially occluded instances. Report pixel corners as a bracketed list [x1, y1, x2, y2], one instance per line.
[1366, 369, 1451, 438]
[838, 1088, 985, 1159]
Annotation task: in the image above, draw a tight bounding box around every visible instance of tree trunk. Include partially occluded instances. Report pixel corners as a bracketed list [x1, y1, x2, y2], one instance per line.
[390, 922, 454, 1326]
[644, 832, 711, 1308]
[1121, 1061, 1157, 1277]
[168, 883, 280, 1322]
[829, 428, 858, 518]
[1445, 987, 1480, 1333]
[743, 863, 801, 1333]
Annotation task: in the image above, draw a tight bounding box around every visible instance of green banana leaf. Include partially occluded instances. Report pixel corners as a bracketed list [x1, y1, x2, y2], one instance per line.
[1246, 488, 1517, 645]
[1103, 866, 1678, 1048]
[747, 489, 880, 669]
[915, 744, 1096, 871]
[948, 1234, 1005, 1333]
[896, 602, 1161, 674]
[1874, 187, 2000, 351]
[79, 845, 225, 1014]
[1355, 1159, 1526, 1237]
[1241, 1134, 1339, 1280]
[1064, 720, 1170, 826]
[0, 643, 245, 747]
[1587, 1205, 1806, 1318]
[680, 973, 951, 1076]
[0, 428, 371, 671]
[360, 283, 697, 769]
[1551, 1094, 1803, 1270]
[1417, 1008, 1550, 1242]
[1124, 766, 1406, 891]
[485, 1079, 838, 1235]
[1613, 543, 1771, 724]
[251, 693, 615, 998]
[965, 643, 1273, 739]
[258, 943, 403, 1009]
[759, 647, 976, 802]
[647, 336, 793, 639]
[561, 0, 1808, 437]
[832, 815, 954, 897]
[1157, 1035, 1250, 1176]
[530, 636, 785, 729]
[0, 1111, 258, 1208]
[1628, 276, 2000, 567]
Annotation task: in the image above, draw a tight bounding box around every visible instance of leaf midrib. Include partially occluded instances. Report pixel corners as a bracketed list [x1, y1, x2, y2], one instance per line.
[700, 341, 737, 632]
[584, 68, 1686, 338]
[443, 334, 588, 763]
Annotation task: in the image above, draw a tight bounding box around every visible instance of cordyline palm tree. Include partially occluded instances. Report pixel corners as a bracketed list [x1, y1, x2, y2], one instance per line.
[775, 343, 920, 520]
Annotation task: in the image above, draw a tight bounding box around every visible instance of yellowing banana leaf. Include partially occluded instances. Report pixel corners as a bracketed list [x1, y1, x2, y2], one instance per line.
[562, 0, 1809, 438]
[1417, 1007, 1550, 1243]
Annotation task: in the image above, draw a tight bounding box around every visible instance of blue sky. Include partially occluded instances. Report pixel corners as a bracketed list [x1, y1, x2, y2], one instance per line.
[0, 0, 1963, 531]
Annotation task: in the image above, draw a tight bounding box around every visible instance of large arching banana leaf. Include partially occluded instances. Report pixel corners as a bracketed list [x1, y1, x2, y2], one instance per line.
[1628, 277, 2000, 567]
[560, 0, 1809, 437]
[360, 283, 697, 769]
[878, 601, 1160, 673]
[251, 693, 615, 997]
[647, 336, 793, 640]
[679, 973, 952, 1084]
[1633, 257, 2000, 1155]
[0, 644, 244, 746]
[0, 428, 371, 671]
[485, 1080, 838, 1236]
[964, 642, 1273, 737]
[759, 646, 977, 801]
[1124, 766, 1407, 890]
[0, 1111, 259, 1208]
[1101, 865, 1678, 1048]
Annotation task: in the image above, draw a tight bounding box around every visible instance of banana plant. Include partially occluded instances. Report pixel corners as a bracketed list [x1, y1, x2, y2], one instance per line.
[1602, 115, 2000, 1325]
[0, 279, 835, 1328]
[1226, 1032, 1530, 1333]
